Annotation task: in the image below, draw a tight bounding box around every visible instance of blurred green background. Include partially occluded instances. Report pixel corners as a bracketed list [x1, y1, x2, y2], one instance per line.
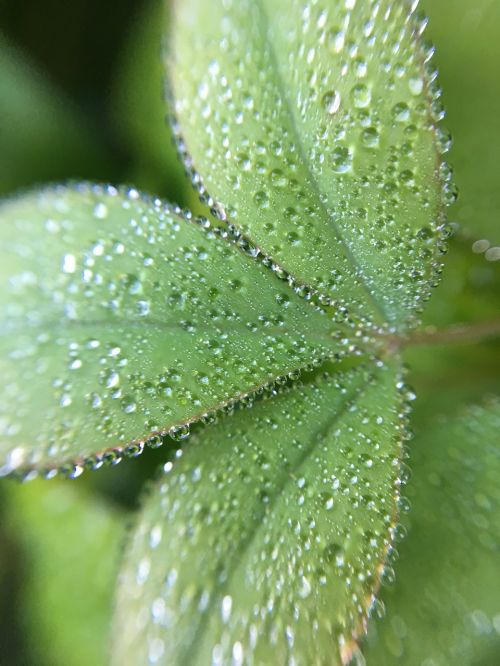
[0, 0, 499, 664]
[0, 0, 189, 203]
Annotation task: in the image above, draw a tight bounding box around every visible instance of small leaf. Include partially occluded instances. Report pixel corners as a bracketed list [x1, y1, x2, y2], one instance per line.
[167, 0, 449, 329]
[111, 359, 409, 665]
[364, 400, 500, 664]
[0, 184, 345, 477]
[4, 479, 125, 666]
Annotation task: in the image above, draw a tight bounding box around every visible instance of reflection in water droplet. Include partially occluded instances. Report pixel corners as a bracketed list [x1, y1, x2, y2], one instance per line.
[323, 90, 341, 115]
[61, 254, 76, 274]
[351, 83, 371, 108]
[332, 145, 353, 173]
[93, 202, 108, 219]
[362, 127, 379, 148]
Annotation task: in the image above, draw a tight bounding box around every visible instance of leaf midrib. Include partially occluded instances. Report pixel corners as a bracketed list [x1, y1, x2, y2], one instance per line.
[252, 0, 387, 324]
[0, 316, 342, 352]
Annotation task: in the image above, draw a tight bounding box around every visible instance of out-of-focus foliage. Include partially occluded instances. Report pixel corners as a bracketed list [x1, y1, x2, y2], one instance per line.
[1, 480, 125, 666]
[417, 0, 500, 334]
[364, 400, 500, 665]
[110, 0, 190, 204]
[0, 34, 106, 196]
[402, 0, 500, 427]
[425, 0, 500, 246]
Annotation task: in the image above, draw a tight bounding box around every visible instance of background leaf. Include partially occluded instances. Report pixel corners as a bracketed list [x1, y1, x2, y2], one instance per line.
[110, 0, 191, 205]
[398, 0, 500, 427]
[0, 184, 346, 477]
[0, 33, 108, 196]
[167, 0, 449, 329]
[364, 399, 500, 665]
[419, 234, 500, 331]
[111, 359, 409, 665]
[424, 0, 500, 251]
[1, 479, 125, 666]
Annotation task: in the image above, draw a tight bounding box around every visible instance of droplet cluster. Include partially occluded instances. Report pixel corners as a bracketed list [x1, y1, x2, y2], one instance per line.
[111, 361, 413, 665]
[0, 184, 349, 478]
[168, 0, 453, 331]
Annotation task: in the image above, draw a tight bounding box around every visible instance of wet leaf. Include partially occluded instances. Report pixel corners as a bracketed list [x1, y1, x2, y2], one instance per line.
[0, 184, 347, 477]
[4, 479, 125, 666]
[111, 359, 409, 665]
[364, 399, 500, 665]
[167, 0, 449, 330]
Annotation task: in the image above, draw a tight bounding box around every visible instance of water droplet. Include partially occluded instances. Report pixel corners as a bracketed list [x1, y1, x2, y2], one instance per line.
[253, 191, 269, 209]
[93, 202, 108, 219]
[298, 576, 312, 598]
[327, 28, 345, 54]
[485, 246, 500, 262]
[269, 169, 287, 188]
[136, 300, 150, 316]
[105, 370, 120, 389]
[392, 102, 410, 122]
[351, 83, 371, 108]
[61, 254, 76, 274]
[361, 127, 379, 148]
[332, 145, 353, 173]
[322, 90, 341, 115]
[472, 239, 490, 254]
[408, 76, 424, 96]
[169, 424, 190, 441]
[221, 595, 232, 623]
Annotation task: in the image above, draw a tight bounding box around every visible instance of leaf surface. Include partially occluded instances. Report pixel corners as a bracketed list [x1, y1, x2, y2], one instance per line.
[364, 400, 500, 664]
[0, 184, 345, 477]
[167, 0, 449, 329]
[111, 359, 408, 665]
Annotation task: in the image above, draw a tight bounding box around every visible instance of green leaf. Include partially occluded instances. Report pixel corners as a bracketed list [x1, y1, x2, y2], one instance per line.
[167, 0, 449, 329]
[424, 0, 500, 250]
[364, 400, 500, 665]
[3, 479, 125, 666]
[0, 184, 346, 477]
[111, 359, 409, 665]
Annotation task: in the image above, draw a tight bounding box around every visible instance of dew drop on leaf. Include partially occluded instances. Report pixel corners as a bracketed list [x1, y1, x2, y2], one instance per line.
[111, 360, 409, 665]
[168, 0, 452, 330]
[0, 184, 347, 477]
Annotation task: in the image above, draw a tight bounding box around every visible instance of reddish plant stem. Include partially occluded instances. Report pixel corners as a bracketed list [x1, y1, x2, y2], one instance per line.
[391, 319, 500, 351]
